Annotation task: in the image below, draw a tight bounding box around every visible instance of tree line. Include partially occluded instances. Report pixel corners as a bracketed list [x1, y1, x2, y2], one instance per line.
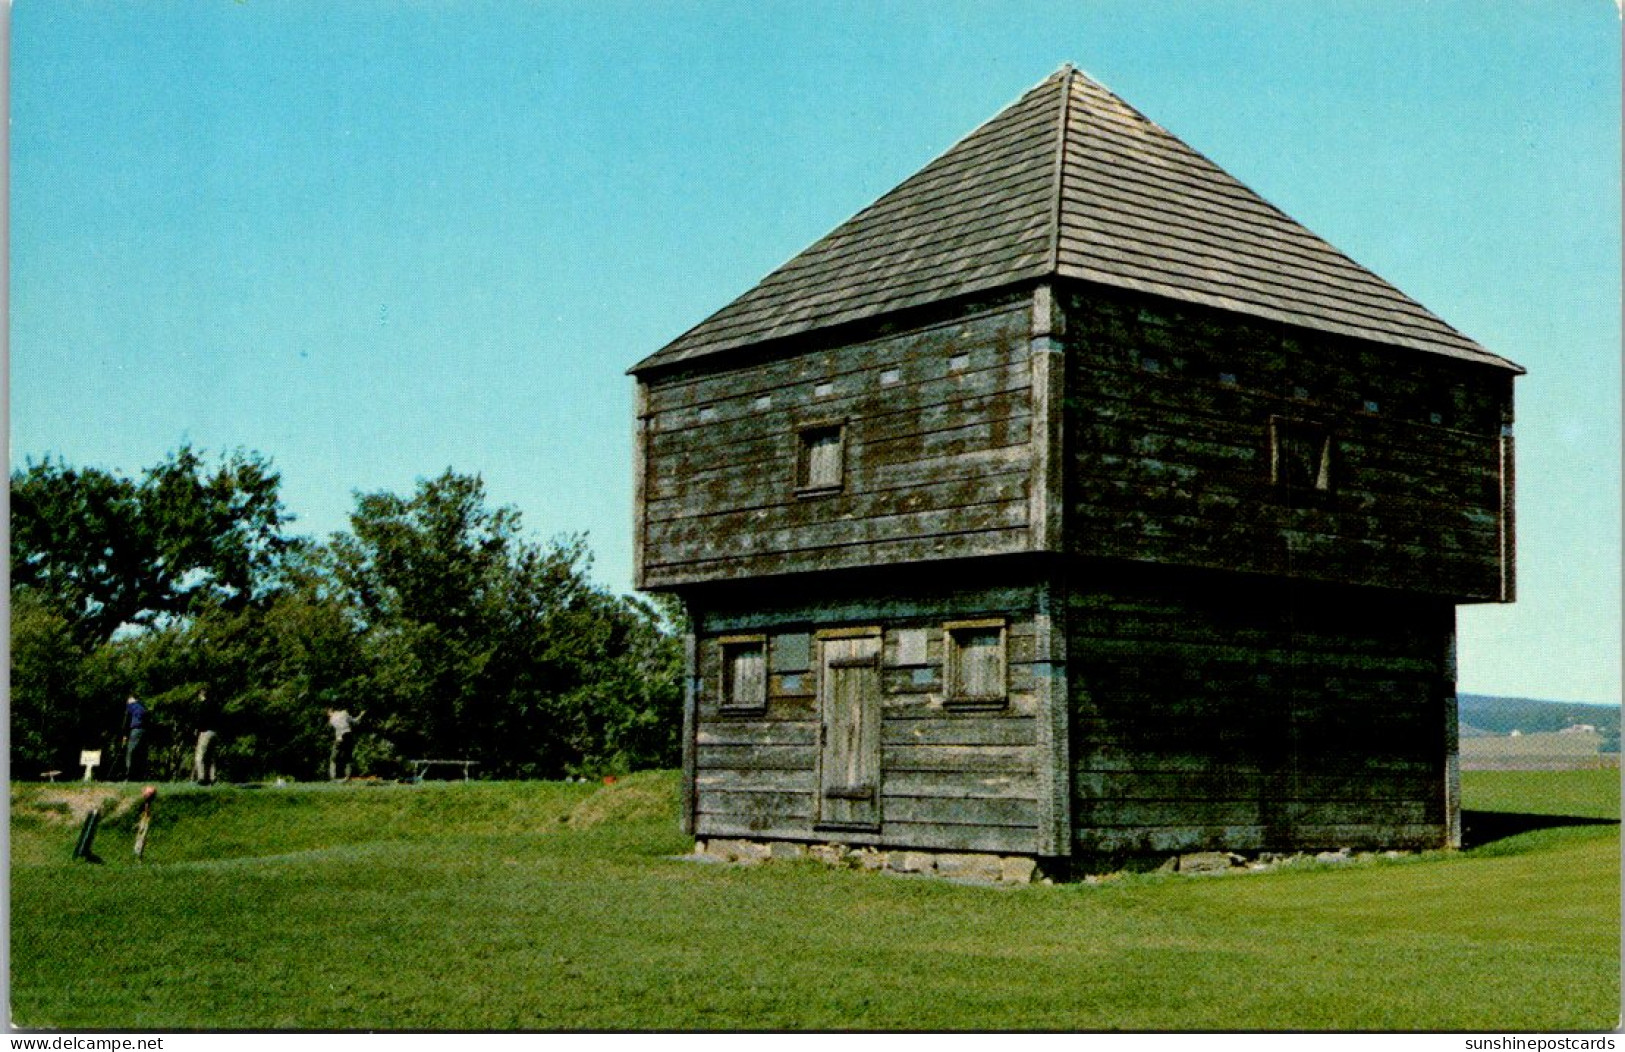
[10, 448, 684, 782]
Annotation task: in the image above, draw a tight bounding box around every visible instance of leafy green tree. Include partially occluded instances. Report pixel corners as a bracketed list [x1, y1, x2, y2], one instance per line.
[11, 451, 684, 782]
[321, 470, 682, 777]
[11, 447, 296, 778]
[11, 446, 294, 643]
[247, 583, 377, 779]
[10, 588, 92, 776]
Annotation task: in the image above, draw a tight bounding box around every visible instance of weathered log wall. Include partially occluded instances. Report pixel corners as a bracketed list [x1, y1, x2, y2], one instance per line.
[637, 299, 1036, 589]
[1067, 562, 1456, 856]
[687, 575, 1052, 855]
[1060, 286, 1514, 602]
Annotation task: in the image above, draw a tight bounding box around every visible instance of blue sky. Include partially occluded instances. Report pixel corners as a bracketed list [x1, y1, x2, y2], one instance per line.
[11, 1, 1620, 704]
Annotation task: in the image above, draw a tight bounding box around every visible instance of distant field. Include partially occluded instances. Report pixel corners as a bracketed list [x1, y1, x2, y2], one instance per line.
[1461, 730, 1619, 771]
[10, 770, 1619, 1031]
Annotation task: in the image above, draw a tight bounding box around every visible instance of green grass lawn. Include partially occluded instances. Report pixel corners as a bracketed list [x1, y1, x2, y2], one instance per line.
[10, 770, 1619, 1030]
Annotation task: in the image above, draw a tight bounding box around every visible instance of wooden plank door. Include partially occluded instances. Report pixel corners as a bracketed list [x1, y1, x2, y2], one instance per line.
[816, 634, 882, 830]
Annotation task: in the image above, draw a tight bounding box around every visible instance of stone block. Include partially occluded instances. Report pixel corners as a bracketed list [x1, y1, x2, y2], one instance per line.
[856, 848, 889, 871]
[1000, 856, 1038, 884]
[891, 851, 936, 874]
[709, 838, 770, 863]
[1177, 851, 1235, 874]
[701, 838, 740, 861]
[736, 840, 772, 863]
[769, 841, 807, 862]
[1315, 848, 1351, 864]
[936, 852, 1003, 882]
[809, 843, 851, 867]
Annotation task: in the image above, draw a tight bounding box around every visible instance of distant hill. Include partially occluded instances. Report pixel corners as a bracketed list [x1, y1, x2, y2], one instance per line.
[1459, 695, 1619, 753]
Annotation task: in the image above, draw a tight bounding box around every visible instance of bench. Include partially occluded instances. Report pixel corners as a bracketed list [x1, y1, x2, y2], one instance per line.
[407, 759, 479, 783]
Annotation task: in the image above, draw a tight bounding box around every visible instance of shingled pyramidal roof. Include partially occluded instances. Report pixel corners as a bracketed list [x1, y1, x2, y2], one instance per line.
[634, 65, 1520, 374]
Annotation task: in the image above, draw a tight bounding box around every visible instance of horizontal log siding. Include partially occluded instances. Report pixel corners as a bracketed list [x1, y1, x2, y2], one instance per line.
[1068, 568, 1454, 856]
[639, 306, 1035, 588]
[1062, 287, 1513, 600]
[690, 587, 1043, 853]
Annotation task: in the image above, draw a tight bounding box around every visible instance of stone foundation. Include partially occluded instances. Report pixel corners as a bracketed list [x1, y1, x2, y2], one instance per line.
[694, 838, 1415, 883]
[694, 838, 1046, 885]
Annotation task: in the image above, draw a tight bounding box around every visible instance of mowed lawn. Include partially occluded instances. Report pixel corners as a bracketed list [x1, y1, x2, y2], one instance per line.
[10, 769, 1619, 1031]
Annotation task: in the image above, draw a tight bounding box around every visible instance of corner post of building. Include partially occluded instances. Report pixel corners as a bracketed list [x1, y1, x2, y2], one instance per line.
[1029, 282, 1067, 553]
[1442, 604, 1461, 849]
[1498, 382, 1517, 603]
[1030, 283, 1071, 862]
[632, 380, 651, 591]
[679, 602, 701, 837]
[1034, 575, 1072, 862]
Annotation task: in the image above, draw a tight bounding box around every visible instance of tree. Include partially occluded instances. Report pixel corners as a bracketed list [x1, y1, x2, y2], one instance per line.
[9, 588, 91, 776]
[10, 452, 684, 782]
[11, 446, 294, 643]
[321, 470, 682, 777]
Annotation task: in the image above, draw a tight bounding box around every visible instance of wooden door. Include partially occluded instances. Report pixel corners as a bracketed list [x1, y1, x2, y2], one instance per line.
[816, 634, 882, 830]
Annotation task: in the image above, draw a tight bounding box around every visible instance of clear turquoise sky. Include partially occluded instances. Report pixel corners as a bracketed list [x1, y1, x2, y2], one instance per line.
[11, 1, 1620, 704]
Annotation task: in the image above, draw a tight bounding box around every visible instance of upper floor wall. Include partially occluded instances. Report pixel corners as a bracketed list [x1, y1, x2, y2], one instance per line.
[635, 297, 1039, 590]
[634, 281, 1517, 602]
[1059, 285, 1516, 601]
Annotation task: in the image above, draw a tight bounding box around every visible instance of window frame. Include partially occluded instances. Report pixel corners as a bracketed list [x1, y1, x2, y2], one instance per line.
[942, 617, 1008, 711]
[1269, 415, 1335, 505]
[717, 634, 769, 715]
[795, 420, 847, 497]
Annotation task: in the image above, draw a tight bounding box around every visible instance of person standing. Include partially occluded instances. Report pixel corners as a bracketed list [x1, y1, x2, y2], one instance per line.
[193, 688, 220, 786]
[326, 708, 363, 781]
[119, 696, 149, 781]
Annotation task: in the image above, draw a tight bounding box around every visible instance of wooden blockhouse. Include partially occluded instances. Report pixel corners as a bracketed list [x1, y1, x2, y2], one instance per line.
[628, 66, 1521, 871]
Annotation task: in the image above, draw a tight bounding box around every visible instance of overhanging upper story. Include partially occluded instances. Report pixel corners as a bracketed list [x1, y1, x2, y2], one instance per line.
[630, 67, 1521, 601]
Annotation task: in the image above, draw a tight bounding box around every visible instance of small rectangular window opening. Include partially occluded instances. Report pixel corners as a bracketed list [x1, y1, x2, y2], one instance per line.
[944, 619, 1007, 709]
[720, 637, 767, 713]
[1270, 418, 1333, 500]
[797, 424, 845, 494]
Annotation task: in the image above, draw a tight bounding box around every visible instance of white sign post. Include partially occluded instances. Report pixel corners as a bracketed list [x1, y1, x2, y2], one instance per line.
[80, 750, 102, 782]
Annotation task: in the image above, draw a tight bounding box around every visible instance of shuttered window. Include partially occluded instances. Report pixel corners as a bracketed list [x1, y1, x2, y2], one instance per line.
[1270, 417, 1333, 504]
[944, 619, 1007, 709]
[719, 637, 767, 713]
[797, 424, 844, 493]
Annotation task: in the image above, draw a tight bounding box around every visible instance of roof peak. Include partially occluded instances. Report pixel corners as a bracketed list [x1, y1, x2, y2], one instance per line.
[633, 66, 1519, 375]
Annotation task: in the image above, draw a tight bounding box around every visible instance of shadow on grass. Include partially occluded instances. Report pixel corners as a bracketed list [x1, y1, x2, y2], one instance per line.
[1461, 809, 1620, 849]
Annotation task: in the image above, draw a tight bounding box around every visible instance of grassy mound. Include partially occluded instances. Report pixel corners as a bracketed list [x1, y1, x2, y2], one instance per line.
[10, 769, 1617, 1030]
[10, 775, 676, 867]
[565, 770, 679, 829]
